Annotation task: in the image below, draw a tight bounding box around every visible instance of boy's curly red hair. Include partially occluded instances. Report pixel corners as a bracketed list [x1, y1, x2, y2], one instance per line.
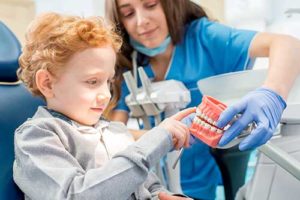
[18, 12, 122, 97]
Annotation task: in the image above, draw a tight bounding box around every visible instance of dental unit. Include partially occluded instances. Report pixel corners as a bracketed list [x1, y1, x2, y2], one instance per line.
[198, 69, 300, 199]
[123, 52, 191, 192]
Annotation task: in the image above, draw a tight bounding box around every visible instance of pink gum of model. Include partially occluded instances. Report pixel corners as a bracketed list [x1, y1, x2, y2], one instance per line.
[190, 95, 227, 147]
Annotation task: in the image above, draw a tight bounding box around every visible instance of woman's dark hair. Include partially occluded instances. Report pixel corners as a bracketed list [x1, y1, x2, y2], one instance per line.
[105, 0, 208, 116]
[161, 0, 208, 44]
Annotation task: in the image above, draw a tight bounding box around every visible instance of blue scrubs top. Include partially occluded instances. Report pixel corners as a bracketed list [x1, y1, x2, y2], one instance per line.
[115, 17, 256, 199]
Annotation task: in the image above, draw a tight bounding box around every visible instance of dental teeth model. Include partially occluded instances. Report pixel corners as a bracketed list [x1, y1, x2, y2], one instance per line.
[190, 95, 227, 147]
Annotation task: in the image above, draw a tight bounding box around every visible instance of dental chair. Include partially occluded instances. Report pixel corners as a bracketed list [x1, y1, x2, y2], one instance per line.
[0, 21, 45, 200]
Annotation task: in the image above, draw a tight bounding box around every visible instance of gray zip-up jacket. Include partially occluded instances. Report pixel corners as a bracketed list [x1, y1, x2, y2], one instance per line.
[13, 107, 173, 200]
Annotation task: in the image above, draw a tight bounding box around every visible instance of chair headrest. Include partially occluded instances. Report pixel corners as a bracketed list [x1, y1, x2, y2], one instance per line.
[0, 21, 21, 83]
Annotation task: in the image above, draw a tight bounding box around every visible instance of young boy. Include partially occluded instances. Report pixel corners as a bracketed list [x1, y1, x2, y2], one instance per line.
[13, 12, 194, 200]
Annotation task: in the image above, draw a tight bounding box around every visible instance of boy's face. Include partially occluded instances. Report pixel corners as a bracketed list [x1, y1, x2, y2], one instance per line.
[47, 47, 116, 126]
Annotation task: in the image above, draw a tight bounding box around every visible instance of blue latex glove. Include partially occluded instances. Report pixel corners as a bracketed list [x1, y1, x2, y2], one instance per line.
[181, 113, 196, 145]
[217, 87, 287, 151]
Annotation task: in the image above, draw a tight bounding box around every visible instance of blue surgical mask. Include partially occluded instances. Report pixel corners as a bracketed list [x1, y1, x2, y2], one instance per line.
[129, 36, 171, 57]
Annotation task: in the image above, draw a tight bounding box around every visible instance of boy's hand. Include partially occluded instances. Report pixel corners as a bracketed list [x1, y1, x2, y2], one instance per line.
[158, 192, 193, 200]
[181, 113, 197, 145]
[159, 107, 196, 150]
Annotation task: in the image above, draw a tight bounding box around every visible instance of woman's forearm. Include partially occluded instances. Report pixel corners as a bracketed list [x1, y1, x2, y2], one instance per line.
[263, 35, 300, 100]
[250, 33, 300, 100]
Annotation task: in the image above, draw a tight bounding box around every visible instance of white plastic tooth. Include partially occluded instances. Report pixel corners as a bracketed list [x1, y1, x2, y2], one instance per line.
[207, 118, 213, 124]
[204, 123, 211, 129]
[193, 118, 197, 124]
[210, 126, 217, 132]
[213, 121, 217, 126]
[216, 129, 223, 134]
[197, 120, 202, 125]
[193, 117, 197, 123]
[204, 115, 208, 121]
[200, 120, 205, 126]
[196, 108, 201, 116]
[201, 113, 205, 119]
[199, 118, 203, 124]
[207, 115, 210, 121]
[224, 124, 231, 131]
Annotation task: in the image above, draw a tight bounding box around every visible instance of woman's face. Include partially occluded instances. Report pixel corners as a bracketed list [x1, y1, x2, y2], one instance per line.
[117, 0, 169, 48]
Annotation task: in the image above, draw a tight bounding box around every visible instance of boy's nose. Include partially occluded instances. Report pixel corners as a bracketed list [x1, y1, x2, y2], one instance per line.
[98, 83, 111, 101]
[96, 93, 111, 103]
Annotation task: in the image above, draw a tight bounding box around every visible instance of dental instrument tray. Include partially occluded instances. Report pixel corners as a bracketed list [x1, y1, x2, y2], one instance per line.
[124, 67, 191, 118]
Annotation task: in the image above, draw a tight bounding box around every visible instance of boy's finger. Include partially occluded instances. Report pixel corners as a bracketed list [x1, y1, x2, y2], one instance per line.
[171, 107, 196, 121]
[184, 130, 190, 147]
[175, 132, 185, 149]
[173, 138, 178, 145]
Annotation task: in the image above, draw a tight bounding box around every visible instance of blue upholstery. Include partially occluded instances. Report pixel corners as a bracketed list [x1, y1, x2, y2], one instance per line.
[0, 21, 45, 200]
[0, 22, 21, 82]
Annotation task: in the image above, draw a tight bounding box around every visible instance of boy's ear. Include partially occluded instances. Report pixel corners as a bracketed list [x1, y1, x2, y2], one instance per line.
[35, 69, 55, 98]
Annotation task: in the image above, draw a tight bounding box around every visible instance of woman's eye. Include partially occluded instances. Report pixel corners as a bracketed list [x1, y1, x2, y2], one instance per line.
[120, 9, 134, 18]
[145, 0, 158, 8]
[123, 12, 134, 18]
[146, 3, 156, 8]
[86, 79, 98, 85]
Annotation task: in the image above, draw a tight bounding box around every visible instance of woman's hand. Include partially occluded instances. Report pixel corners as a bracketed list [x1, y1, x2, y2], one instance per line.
[158, 192, 193, 200]
[159, 107, 196, 150]
[217, 87, 286, 151]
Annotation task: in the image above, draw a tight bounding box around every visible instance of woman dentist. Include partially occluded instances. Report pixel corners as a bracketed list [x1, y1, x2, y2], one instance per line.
[105, 0, 300, 199]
